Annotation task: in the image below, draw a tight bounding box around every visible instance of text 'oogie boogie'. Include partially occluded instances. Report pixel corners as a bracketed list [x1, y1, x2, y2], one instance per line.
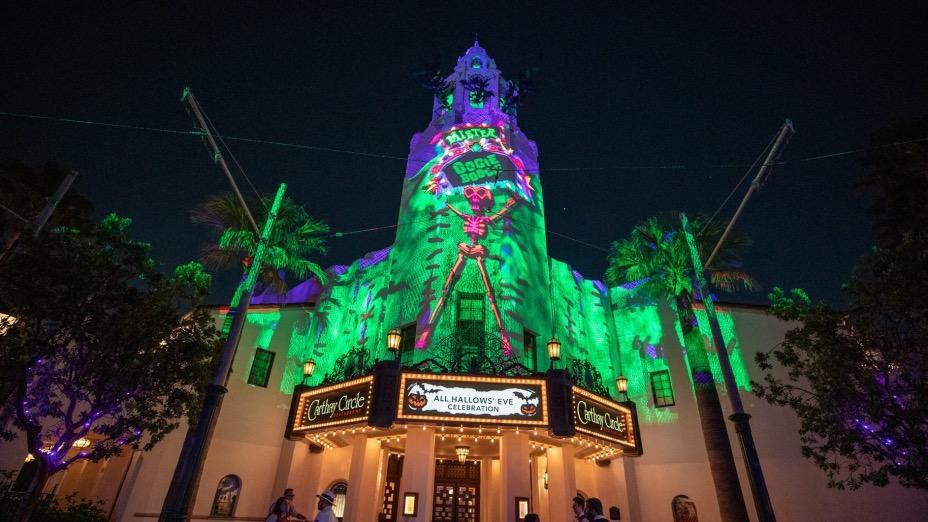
[305, 391, 367, 422]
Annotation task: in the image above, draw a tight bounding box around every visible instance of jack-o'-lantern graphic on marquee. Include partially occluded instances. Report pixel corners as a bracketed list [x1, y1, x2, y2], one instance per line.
[416, 122, 536, 355]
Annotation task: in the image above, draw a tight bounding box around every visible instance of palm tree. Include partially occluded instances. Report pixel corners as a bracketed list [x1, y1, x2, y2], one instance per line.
[191, 193, 329, 299]
[605, 213, 753, 522]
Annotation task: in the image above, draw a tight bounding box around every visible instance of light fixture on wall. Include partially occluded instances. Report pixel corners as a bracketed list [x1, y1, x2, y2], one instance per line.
[546, 337, 561, 367]
[387, 328, 402, 359]
[616, 375, 629, 401]
[543, 468, 549, 490]
[303, 359, 316, 384]
[456, 445, 470, 463]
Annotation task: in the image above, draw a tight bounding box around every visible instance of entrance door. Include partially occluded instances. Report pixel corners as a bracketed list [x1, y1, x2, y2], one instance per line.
[432, 460, 480, 522]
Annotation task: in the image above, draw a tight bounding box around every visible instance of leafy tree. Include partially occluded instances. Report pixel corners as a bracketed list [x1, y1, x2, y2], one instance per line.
[857, 116, 928, 247]
[755, 233, 928, 490]
[191, 193, 329, 295]
[605, 213, 754, 521]
[0, 214, 220, 521]
[0, 161, 94, 260]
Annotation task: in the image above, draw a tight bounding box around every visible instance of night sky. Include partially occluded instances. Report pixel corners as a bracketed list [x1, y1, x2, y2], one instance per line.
[3, 3, 926, 305]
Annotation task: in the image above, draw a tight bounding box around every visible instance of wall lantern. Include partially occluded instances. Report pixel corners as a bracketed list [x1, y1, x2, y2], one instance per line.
[387, 328, 402, 359]
[616, 375, 629, 401]
[546, 337, 561, 364]
[456, 445, 470, 463]
[543, 469, 549, 490]
[302, 359, 316, 384]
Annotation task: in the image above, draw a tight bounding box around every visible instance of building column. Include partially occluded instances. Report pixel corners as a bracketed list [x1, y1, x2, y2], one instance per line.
[343, 435, 383, 522]
[619, 456, 642, 521]
[397, 427, 436, 521]
[480, 457, 494, 522]
[546, 443, 577, 522]
[273, 439, 320, 516]
[499, 431, 531, 520]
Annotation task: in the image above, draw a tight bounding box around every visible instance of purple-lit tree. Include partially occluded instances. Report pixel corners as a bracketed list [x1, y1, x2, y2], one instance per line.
[0, 214, 219, 521]
[756, 233, 928, 490]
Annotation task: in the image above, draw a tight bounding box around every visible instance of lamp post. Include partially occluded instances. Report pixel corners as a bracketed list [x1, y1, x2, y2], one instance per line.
[387, 328, 402, 360]
[302, 359, 316, 385]
[615, 375, 629, 402]
[546, 337, 561, 368]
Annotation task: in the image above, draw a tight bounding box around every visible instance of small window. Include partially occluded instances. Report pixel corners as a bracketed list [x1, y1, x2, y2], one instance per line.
[650, 370, 675, 407]
[399, 323, 417, 362]
[470, 57, 482, 69]
[523, 328, 538, 367]
[469, 91, 485, 108]
[211, 474, 241, 517]
[247, 348, 275, 387]
[331, 481, 348, 521]
[457, 293, 485, 324]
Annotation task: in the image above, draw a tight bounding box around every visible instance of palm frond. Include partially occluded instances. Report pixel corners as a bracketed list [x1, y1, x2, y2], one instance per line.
[710, 270, 759, 293]
[191, 192, 329, 294]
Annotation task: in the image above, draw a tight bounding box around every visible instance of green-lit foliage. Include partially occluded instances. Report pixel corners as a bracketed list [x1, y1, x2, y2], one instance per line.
[191, 193, 329, 295]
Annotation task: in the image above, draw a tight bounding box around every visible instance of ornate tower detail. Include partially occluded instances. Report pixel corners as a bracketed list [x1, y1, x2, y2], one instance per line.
[389, 42, 551, 365]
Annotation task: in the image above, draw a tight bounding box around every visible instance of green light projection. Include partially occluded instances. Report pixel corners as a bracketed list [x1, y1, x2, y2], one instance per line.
[249, 104, 751, 430]
[673, 307, 751, 392]
[609, 288, 678, 424]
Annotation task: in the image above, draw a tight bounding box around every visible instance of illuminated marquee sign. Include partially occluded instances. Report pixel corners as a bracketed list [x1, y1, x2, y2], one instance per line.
[572, 386, 637, 448]
[290, 376, 373, 434]
[397, 373, 547, 426]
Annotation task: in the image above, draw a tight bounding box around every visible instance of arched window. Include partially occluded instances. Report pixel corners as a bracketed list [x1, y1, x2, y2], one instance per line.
[470, 57, 482, 69]
[211, 474, 242, 517]
[672, 495, 699, 522]
[329, 480, 348, 521]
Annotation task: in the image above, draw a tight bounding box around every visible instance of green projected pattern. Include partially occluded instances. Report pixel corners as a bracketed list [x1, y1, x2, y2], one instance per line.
[230, 103, 754, 429]
[673, 307, 751, 392]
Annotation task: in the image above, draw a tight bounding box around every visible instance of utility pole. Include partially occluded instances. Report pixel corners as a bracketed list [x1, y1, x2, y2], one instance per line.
[181, 87, 261, 236]
[160, 182, 286, 522]
[160, 87, 285, 521]
[680, 118, 794, 522]
[0, 170, 79, 261]
[32, 170, 79, 237]
[706, 120, 794, 268]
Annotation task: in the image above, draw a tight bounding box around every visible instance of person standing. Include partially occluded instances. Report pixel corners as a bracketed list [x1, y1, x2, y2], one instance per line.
[265, 488, 306, 522]
[572, 496, 589, 522]
[313, 489, 337, 522]
[584, 498, 607, 521]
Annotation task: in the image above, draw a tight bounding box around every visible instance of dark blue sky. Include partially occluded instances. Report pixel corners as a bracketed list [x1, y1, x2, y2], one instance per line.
[2, 3, 926, 305]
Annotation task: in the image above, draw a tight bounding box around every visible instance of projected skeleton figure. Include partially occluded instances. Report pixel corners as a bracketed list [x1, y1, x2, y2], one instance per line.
[417, 185, 517, 354]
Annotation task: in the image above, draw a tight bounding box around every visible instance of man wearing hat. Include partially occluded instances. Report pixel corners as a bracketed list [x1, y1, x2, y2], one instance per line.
[314, 489, 337, 522]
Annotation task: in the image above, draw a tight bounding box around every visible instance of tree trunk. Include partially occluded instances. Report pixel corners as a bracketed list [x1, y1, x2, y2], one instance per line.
[13, 458, 50, 522]
[675, 292, 749, 522]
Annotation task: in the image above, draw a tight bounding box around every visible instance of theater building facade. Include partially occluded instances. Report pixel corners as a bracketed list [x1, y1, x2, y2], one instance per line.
[4, 43, 927, 521]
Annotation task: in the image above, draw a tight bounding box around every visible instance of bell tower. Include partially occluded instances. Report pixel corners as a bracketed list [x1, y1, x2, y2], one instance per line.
[386, 43, 552, 368]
